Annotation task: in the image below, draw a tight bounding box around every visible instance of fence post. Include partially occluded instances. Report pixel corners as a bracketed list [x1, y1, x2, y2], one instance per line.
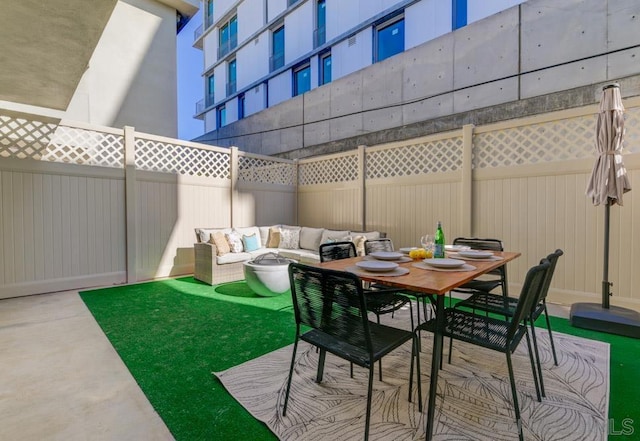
[293, 158, 299, 226]
[124, 126, 137, 283]
[230, 146, 239, 227]
[461, 124, 474, 236]
[358, 145, 367, 231]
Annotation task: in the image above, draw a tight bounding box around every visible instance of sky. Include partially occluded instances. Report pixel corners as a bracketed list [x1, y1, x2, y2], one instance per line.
[177, 9, 205, 141]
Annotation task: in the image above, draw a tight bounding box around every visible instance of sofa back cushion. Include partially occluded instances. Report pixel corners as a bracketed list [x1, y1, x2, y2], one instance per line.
[299, 227, 325, 251]
[320, 229, 351, 245]
[234, 227, 262, 248]
[211, 231, 231, 256]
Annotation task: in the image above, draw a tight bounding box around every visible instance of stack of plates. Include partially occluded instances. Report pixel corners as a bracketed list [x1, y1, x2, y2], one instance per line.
[355, 261, 399, 272]
[457, 250, 493, 259]
[422, 258, 465, 268]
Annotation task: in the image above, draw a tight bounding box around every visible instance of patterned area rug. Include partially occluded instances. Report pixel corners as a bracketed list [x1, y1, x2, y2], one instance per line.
[214, 312, 609, 441]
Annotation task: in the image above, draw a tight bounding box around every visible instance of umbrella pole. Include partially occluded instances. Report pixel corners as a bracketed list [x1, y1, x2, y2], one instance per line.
[602, 202, 611, 309]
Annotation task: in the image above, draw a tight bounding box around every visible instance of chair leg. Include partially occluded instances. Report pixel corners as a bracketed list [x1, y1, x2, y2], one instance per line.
[525, 328, 542, 402]
[505, 351, 524, 441]
[283, 338, 299, 416]
[409, 334, 422, 413]
[528, 318, 546, 398]
[364, 365, 375, 441]
[543, 302, 559, 366]
[376, 314, 383, 381]
[317, 349, 326, 383]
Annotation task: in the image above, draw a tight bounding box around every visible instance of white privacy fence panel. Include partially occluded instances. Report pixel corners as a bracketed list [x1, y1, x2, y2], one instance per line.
[298, 152, 359, 185]
[238, 153, 295, 186]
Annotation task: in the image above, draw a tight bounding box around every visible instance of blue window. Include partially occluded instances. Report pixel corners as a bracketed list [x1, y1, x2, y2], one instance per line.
[320, 53, 331, 85]
[217, 105, 226, 128]
[238, 93, 245, 119]
[205, 0, 214, 27]
[271, 26, 285, 71]
[452, 0, 467, 30]
[227, 59, 236, 95]
[375, 16, 404, 62]
[314, 0, 326, 47]
[206, 74, 215, 106]
[219, 15, 238, 57]
[293, 64, 311, 96]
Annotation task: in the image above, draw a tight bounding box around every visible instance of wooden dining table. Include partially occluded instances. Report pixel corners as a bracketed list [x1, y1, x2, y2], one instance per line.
[319, 251, 521, 441]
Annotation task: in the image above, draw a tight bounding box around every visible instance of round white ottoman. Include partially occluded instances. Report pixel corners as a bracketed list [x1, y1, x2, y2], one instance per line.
[243, 253, 296, 297]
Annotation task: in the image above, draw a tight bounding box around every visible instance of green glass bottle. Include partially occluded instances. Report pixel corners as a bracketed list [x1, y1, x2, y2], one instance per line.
[434, 221, 445, 258]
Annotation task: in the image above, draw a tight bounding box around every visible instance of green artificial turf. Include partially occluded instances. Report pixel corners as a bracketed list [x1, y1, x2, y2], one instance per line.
[81, 278, 640, 440]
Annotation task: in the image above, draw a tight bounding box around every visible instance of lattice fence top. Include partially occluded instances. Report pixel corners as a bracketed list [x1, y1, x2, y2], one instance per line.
[238, 155, 295, 186]
[474, 105, 640, 169]
[136, 138, 230, 178]
[299, 154, 359, 185]
[367, 137, 463, 179]
[0, 114, 59, 160]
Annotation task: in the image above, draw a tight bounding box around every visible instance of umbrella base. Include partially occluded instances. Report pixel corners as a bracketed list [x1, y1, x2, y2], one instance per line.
[570, 303, 640, 339]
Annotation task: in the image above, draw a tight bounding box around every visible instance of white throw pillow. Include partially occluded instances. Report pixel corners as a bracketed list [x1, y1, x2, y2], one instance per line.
[225, 231, 244, 253]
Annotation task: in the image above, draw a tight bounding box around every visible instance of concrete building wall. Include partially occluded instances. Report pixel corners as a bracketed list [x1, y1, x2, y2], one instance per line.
[467, 0, 525, 23]
[65, 0, 180, 137]
[197, 0, 640, 158]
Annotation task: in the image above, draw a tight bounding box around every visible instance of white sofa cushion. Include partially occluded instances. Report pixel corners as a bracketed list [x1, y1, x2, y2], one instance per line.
[299, 227, 325, 251]
[196, 227, 232, 244]
[216, 252, 252, 264]
[350, 230, 381, 240]
[234, 227, 262, 248]
[320, 229, 351, 244]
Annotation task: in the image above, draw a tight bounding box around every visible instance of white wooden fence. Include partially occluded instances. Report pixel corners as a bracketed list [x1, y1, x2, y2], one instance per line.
[2, 97, 640, 310]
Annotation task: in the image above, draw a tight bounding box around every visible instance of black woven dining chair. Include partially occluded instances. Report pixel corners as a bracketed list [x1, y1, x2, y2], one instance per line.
[450, 237, 508, 298]
[284, 263, 421, 441]
[413, 258, 550, 441]
[452, 249, 564, 396]
[319, 241, 414, 379]
[363, 238, 395, 254]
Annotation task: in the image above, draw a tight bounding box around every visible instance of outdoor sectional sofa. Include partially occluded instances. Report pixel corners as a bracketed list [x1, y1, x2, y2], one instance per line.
[194, 225, 384, 285]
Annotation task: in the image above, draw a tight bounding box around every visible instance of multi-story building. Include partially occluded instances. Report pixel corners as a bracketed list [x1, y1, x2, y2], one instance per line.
[193, 0, 526, 133]
[2, 0, 198, 138]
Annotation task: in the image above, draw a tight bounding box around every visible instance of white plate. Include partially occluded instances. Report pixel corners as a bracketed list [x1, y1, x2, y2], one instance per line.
[445, 245, 470, 251]
[370, 251, 404, 261]
[458, 250, 493, 259]
[355, 260, 399, 272]
[423, 258, 466, 268]
[399, 247, 418, 254]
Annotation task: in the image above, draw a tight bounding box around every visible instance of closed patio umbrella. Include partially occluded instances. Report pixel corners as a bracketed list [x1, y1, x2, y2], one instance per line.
[571, 83, 639, 338]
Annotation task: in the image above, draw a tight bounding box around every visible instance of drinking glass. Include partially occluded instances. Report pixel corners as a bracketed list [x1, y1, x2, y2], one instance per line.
[420, 234, 434, 253]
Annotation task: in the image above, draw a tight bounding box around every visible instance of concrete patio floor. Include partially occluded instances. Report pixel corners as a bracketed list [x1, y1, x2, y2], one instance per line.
[0, 287, 571, 441]
[0, 290, 174, 441]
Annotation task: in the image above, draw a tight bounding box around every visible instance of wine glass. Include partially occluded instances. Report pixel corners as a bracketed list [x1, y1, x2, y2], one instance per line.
[420, 234, 434, 253]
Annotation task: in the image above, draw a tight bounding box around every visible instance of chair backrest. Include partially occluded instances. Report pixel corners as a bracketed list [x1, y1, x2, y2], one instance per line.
[288, 262, 372, 352]
[453, 237, 504, 252]
[319, 241, 357, 262]
[536, 249, 564, 304]
[507, 259, 550, 339]
[364, 238, 394, 255]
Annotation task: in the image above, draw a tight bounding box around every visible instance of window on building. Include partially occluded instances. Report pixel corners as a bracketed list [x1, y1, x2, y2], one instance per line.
[374, 15, 404, 63]
[452, 0, 467, 30]
[206, 74, 215, 107]
[293, 63, 311, 96]
[314, 0, 326, 48]
[217, 105, 226, 128]
[320, 52, 331, 85]
[238, 93, 245, 120]
[219, 15, 238, 58]
[205, 0, 214, 28]
[271, 25, 285, 71]
[288, 0, 301, 6]
[227, 59, 237, 95]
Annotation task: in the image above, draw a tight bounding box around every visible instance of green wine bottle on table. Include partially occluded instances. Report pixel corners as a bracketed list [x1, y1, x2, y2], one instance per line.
[434, 221, 445, 258]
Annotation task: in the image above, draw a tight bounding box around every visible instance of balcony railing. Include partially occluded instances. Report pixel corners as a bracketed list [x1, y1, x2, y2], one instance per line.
[195, 99, 204, 115]
[194, 24, 203, 42]
[270, 52, 285, 72]
[205, 12, 214, 28]
[226, 82, 237, 96]
[313, 26, 326, 48]
[205, 93, 215, 108]
[218, 35, 238, 59]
